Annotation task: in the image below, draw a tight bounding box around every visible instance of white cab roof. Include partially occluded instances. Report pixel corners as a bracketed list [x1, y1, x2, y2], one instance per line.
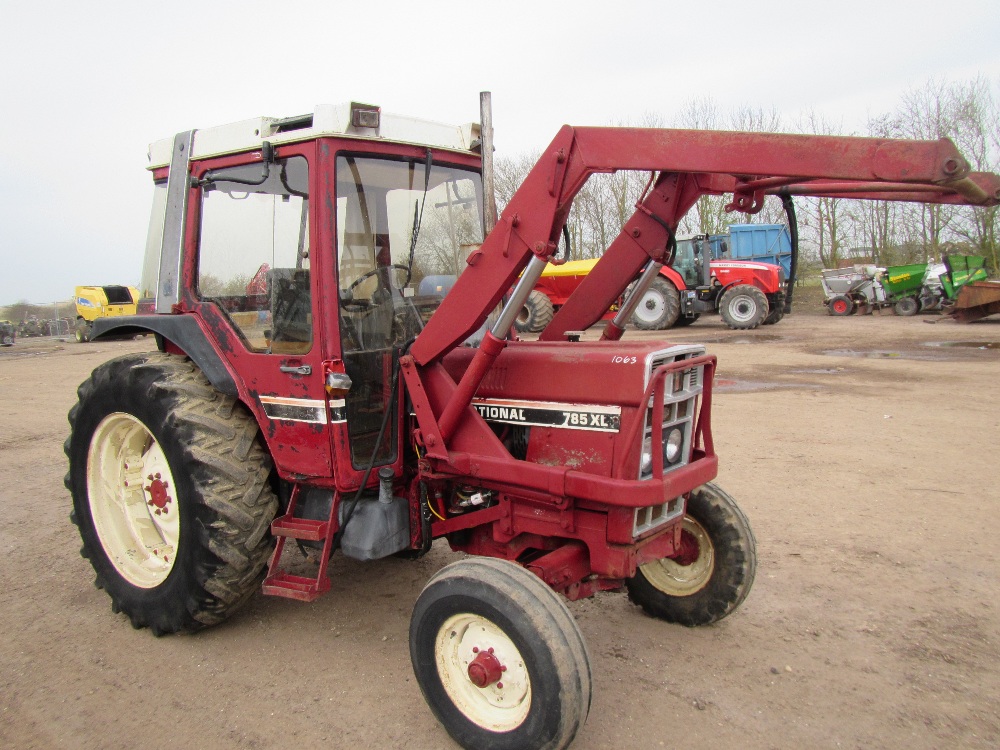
[148, 103, 481, 168]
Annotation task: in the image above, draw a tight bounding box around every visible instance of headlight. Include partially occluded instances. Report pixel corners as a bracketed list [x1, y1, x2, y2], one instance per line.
[664, 427, 684, 465]
[640, 435, 653, 475]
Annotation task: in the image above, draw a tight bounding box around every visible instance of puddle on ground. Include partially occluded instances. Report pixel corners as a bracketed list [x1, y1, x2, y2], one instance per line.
[924, 341, 1000, 350]
[821, 349, 943, 361]
[790, 368, 846, 375]
[699, 334, 784, 345]
[715, 378, 817, 393]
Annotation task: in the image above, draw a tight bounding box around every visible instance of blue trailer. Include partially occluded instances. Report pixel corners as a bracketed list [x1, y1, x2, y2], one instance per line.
[708, 224, 793, 276]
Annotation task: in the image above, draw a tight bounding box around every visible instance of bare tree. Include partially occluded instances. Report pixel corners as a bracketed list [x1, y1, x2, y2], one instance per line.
[674, 98, 728, 236]
[794, 111, 852, 268]
[942, 77, 999, 273]
[494, 151, 541, 210]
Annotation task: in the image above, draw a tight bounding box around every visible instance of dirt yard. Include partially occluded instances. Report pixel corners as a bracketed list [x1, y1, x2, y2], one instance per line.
[1, 302, 998, 750]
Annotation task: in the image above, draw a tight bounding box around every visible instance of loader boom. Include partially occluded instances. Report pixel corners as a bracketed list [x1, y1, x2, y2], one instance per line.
[410, 126, 1000, 448]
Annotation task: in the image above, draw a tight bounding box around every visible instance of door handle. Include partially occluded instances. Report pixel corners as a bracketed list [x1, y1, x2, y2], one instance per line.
[279, 364, 312, 376]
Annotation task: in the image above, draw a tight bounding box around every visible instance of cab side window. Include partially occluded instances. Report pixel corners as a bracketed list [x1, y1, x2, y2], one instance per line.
[197, 156, 311, 353]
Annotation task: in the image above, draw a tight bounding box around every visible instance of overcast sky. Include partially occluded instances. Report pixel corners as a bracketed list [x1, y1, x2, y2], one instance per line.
[2, 0, 999, 305]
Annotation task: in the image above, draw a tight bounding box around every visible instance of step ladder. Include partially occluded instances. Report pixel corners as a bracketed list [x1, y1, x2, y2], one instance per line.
[262, 485, 336, 601]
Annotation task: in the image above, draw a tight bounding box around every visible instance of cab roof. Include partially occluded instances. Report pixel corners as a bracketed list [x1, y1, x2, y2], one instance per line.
[147, 102, 481, 169]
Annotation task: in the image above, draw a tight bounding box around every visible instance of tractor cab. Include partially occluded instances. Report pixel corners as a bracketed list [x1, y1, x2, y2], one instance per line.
[673, 235, 725, 300]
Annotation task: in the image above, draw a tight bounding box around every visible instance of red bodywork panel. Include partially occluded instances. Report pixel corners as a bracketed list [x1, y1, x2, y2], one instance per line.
[707, 260, 783, 295]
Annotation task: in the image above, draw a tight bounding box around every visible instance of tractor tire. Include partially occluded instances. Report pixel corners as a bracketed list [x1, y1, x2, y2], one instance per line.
[673, 313, 699, 327]
[893, 296, 919, 317]
[410, 557, 591, 750]
[65, 352, 278, 635]
[514, 290, 555, 333]
[719, 285, 768, 329]
[631, 277, 680, 330]
[827, 295, 855, 316]
[762, 306, 785, 325]
[75, 322, 90, 343]
[625, 482, 756, 626]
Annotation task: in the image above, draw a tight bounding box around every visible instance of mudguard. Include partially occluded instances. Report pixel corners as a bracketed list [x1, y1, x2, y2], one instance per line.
[91, 315, 237, 396]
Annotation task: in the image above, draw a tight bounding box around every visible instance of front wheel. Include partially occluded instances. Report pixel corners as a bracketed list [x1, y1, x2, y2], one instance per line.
[719, 285, 768, 329]
[626, 483, 756, 626]
[65, 353, 278, 634]
[410, 558, 591, 750]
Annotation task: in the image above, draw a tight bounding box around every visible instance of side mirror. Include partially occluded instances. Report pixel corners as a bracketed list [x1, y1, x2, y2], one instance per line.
[719, 240, 729, 256]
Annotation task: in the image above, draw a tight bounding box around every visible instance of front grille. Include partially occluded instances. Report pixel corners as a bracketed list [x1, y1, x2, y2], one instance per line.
[633, 345, 706, 536]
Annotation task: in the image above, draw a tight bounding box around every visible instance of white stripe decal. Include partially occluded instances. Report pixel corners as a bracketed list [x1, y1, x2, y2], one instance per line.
[259, 396, 328, 425]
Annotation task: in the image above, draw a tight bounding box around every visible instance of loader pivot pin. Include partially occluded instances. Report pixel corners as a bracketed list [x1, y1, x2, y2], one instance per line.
[467, 647, 505, 688]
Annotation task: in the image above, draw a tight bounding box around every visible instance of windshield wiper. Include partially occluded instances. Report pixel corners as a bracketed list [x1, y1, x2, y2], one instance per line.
[404, 149, 433, 287]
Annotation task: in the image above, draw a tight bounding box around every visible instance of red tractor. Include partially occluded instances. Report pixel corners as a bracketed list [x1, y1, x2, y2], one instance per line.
[518, 227, 797, 333]
[633, 234, 791, 330]
[66, 99, 998, 750]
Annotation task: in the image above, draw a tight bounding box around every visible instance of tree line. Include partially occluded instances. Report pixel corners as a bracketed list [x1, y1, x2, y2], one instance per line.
[493, 77, 999, 275]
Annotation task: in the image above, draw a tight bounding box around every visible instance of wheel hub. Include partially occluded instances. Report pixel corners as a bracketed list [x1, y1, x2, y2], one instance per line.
[731, 297, 757, 322]
[467, 647, 505, 688]
[639, 516, 715, 596]
[145, 474, 172, 515]
[637, 291, 664, 320]
[673, 528, 701, 566]
[435, 613, 531, 731]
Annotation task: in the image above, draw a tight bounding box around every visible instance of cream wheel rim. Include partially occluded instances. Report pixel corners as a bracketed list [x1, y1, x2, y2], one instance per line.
[640, 517, 714, 596]
[434, 613, 531, 731]
[86, 412, 179, 588]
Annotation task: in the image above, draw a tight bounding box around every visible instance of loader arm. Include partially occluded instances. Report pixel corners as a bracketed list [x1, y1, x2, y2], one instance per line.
[408, 125, 1000, 451]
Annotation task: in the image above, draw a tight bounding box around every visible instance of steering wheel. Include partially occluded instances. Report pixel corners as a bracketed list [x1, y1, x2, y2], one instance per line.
[347, 264, 410, 295]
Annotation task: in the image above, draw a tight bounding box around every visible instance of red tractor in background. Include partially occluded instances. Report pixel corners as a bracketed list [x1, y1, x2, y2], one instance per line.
[65, 96, 999, 750]
[519, 226, 796, 333]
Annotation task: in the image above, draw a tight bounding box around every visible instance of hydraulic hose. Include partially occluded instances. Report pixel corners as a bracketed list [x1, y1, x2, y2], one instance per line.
[780, 193, 799, 314]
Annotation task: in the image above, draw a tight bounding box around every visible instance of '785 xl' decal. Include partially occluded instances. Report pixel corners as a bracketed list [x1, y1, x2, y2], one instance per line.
[472, 398, 621, 433]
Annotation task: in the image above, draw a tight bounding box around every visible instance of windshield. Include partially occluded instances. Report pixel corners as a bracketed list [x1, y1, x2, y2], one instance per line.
[336, 155, 484, 337]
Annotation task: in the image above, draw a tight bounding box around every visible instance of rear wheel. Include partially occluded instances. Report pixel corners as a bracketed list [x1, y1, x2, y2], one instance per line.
[514, 290, 555, 333]
[410, 558, 591, 750]
[65, 353, 278, 634]
[719, 285, 768, 329]
[631, 277, 680, 330]
[626, 483, 756, 626]
[893, 296, 919, 316]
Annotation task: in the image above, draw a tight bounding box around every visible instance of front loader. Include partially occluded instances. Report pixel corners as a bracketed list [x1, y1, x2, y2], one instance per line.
[65, 99, 1000, 750]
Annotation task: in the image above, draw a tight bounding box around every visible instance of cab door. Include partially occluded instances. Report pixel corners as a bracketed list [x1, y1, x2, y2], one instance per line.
[191, 144, 334, 479]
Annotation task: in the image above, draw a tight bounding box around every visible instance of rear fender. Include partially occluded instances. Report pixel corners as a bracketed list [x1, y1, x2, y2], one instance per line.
[658, 266, 687, 291]
[90, 315, 238, 396]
